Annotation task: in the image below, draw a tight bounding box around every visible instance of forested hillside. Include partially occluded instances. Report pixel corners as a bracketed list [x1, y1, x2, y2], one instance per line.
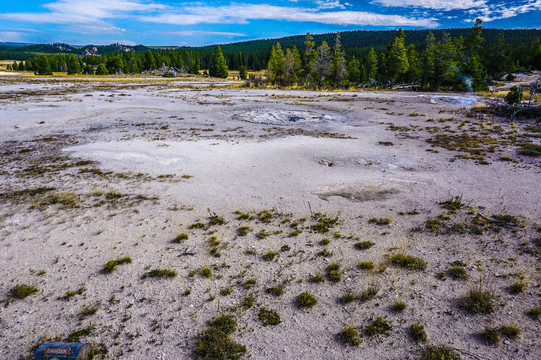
[4, 22, 541, 91]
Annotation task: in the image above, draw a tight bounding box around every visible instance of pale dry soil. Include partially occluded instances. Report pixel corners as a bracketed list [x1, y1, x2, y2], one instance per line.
[0, 76, 539, 360]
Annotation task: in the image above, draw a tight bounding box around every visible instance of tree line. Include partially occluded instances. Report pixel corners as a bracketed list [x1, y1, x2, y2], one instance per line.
[5, 20, 541, 91]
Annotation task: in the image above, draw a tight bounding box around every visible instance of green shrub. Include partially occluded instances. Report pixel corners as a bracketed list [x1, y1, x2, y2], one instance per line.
[461, 286, 494, 314]
[500, 325, 520, 338]
[505, 85, 522, 106]
[258, 308, 281, 326]
[481, 327, 500, 345]
[369, 217, 391, 225]
[200, 266, 212, 278]
[526, 307, 541, 320]
[338, 326, 362, 346]
[263, 251, 278, 261]
[359, 285, 378, 302]
[10, 284, 39, 299]
[447, 265, 468, 280]
[419, 345, 461, 360]
[518, 143, 541, 157]
[297, 292, 317, 308]
[388, 254, 427, 271]
[103, 256, 132, 273]
[391, 300, 406, 312]
[265, 287, 283, 296]
[354, 241, 374, 250]
[364, 317, 391, 337]
[358, 261, 374, 270]
[146, 269, 177, 278]
[310, 274, 325, 283]
[237, 226, 252, 236]
[195, 315, 247, 360]
[409, 323, 427, 343]
[174, 233, 189, 242]
[340, 292, 355, 304]
[509, 281, 526, 294]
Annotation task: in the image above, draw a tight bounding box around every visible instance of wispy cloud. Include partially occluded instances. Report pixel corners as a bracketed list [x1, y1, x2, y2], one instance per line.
[0, 0, 163, 33]
[466, 0, 541, 22]
[372, 0, 487, 11]
[139, 4, 439, 27]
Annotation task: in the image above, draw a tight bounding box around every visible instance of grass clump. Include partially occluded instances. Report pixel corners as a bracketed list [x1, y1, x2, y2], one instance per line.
[359, 284, 379, 302]
[189, 222, 206, 229]
[409, 323, 427, 343]
[208, 214, 225, 226]
[518, 142, 541, 157]
[10, 284, 39, 299]
[439, 195, 463, 212]
[243, 278, 256, 289]
[447, 265, 468, 280]
[509, 281, 526, 294]
[237, 226, 252, 236]
[195, 315, 247, 360]
[391, 300, 406, 312]
[65, 325, 94, 342]
[258, 308, 281, 326]
[326, 263, 341, 282]
[338, 326, 362, 346]
[80, 306, 98, 318]
[145, 269, 177, 278]
[358, 261, 375, 270]
[310, 273, 325, 283]
[256, 229, 269, 239]
[354, 241, 374, 250]
[174, 233, 189, 242]
[263, 251, 278, 261]
[241, 294, 255, 309]
[388, 254, 427, 271]
[369, 217, 391, 225]
[419, 345, 461, 360]
[103, 256, 132, 273]
[460, 285, 495, 314]
[200, 266, 212, 278]
[220, 287, 232, 296]
[311, 213, 338, 233]
[340, 292, 355, 304]
[364, 317, 392, 337]
[526, 307, 541, 320]
[266, 287, 283, 296]
[481, 327, 500, 345]
[297, 292, 317, 308]
[499, 325, 520, 338]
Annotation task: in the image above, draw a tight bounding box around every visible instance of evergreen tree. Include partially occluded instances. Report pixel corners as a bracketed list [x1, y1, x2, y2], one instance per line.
[143, 50, 157, 70]
[106, 53, 124, 74]
[291, 46, 303, 80]
[239, 65, 248, 80]
[313, 41, 333, 87]
[406, 45, 422, 83]
[84, 64, 95, 75]
[209, 45, 228, 78]
[423, 32, 437, 88]
[304, 33, 316, 84]
[66, 54, 81, 75]
[12, 60, 18, 71]
[267, 43, 285, 84]
[365, 48, 378, 83]
[386, 29, 409, 83]
[347, 56, 361, 84]
[332, 33, 347, 87]
[95, 63, 108, 75]
[35, 56, 52, 75]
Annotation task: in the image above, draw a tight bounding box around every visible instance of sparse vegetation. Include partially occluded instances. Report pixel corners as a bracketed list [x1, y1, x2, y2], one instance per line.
[391, 300, 406, 312]
[419, 345, 461, 360]
[338, 326, 362, 346]
[258, 308, 281, 326]
[447, 265, 468, 280]
[103, 256, 132, 273]
[10, 284, 39, 299]
[195, 315, 247, 360]
[358, 261, 375, 270]
[200, 266, 212, 278]
[481, 326, 500, 345]
[354, 241, 374, 250]
[409, 323, 427, 343]
[145, 269, 177, 278]
[509, 281, 526, 294]
[364, 317, 392, 337]
[500, 325, 520, 338]
[266, 287, 283, 296]
[263, 251, 278, 261]
[369, 217, 391, 225]
[388, 254, 427, 271]
[326, 263, 341, 282]
[174, 233, 189, 242]
[461, 285, 495, 314]
[298, 292, 317, 308]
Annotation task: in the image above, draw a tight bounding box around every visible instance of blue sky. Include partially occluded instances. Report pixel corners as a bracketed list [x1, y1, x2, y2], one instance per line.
[0, 0, 540, 46]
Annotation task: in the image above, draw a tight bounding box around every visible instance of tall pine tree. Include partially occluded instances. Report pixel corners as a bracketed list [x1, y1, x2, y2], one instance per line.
[209, 45, 228, 78]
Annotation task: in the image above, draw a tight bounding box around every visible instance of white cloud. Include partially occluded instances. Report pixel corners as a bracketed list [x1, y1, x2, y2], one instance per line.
[0, 31, 24, 42]
[0, 0, 163, 32]
[372, 0, 487, 11]
[314, 0, 346, 9]
[469, 0, 541, 22]
[140, 4, 439, 27]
